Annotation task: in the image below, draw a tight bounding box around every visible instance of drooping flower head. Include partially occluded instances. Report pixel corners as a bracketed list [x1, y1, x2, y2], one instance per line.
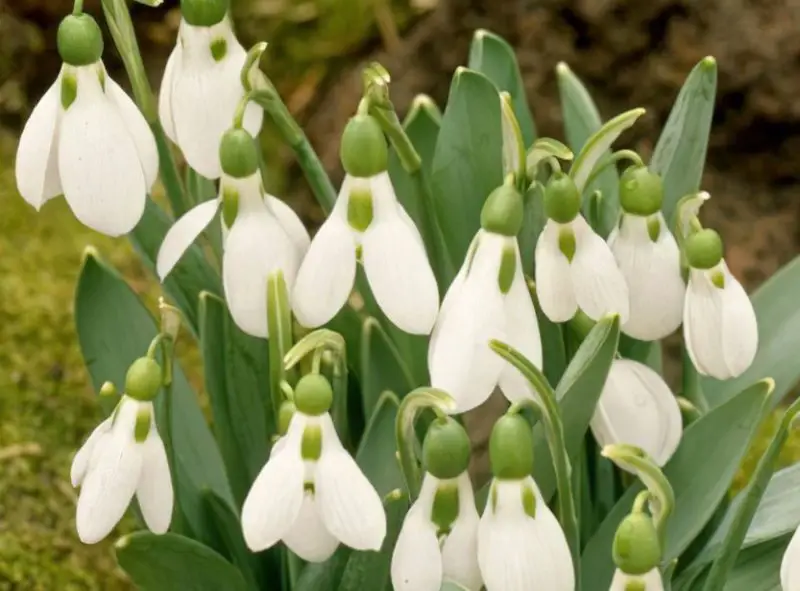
[429, 183, 542, 412]
[392, 418, 482, 591]
[159, 0, 263, 179]
[241, 374, 386, 561]
[609, 166, 684, 341]
[535, 172, 629, 324]
[156, 127, 309, 338]
[16, 12, 157, 236]
[71, 357, 173, 544]
[292, 113, 439, 335]
[611, 511, 663, 591]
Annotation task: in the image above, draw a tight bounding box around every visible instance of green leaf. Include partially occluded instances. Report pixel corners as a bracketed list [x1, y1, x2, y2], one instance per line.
[650, 56, 717, 223]
[683, 538, 786, 591]
[199, 292, 271, 505]
[360, 318, 416, 418]
[580, 379, 774, 591]
[557, 62, 620, 236]
[518, 182, 545, 276]
[431, 67, 503, 278]
[75, 251, 234, 538]
[530, 277, 567, 386]
[116, 532, 249, 591]
[129, 199, 222, 335]
[468, 28, 536, 146]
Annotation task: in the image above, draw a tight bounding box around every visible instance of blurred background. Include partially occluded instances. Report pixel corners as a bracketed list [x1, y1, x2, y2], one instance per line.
[1, 0, 798, 588]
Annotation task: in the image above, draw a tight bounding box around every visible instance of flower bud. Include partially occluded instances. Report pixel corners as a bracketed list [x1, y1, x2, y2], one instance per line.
[219, 128, 260, 179]
[684, 228, 723, 270]
[278, 400, 296, 435]
[180, 0, 230, 27]
[294, 374, 333, 416]
[57, 14, 104, 67]
[423, 418, 471, 479]
[125, 357, 163, 402]
[544, 172, 582, 223]
[340, 115, 388, 178]
[612, 513, 661, 575]
[489, 414, 534, 480]
[99, 381, 118, 398]
[619, 166, 663, 217]
[480, 184, 524, 237]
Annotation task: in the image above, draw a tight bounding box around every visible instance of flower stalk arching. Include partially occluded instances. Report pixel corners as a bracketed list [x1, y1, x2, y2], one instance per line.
[490, 339, 581, 588]
[266, 270, 295, 430]
[581, 149, 645, 192]
[395, 388, 457, 499]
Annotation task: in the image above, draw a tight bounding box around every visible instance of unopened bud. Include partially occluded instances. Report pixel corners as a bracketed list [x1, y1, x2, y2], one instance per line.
[423, 418, 471, 480]
[619, 166, 663, 217]
[219, 128, 259, 179]
[489, 414, 534, 480]
[294, 374, 333, 416]
[545, 172, 582, 224]
[125, 357, 163, 402]
[684, 228, 723, 270]
[57, 14, 103, 67]
[613, 513, 661, 575]
[340, 115, 388, 178]
[480, 184, 524, 237]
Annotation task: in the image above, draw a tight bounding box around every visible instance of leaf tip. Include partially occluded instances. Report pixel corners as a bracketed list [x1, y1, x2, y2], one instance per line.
[80, 245, 101, 266]
[555, 61, 572, 78]
[114, 534, 132, 551]
[759, 377, 776, 394]
[701, 55, 717, 71]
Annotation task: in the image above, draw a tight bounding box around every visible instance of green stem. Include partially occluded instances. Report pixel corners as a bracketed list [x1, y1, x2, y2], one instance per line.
[681, 347, 709, 413]
[266, 271, 293, 430]
[73, 0, 84, 14]
[368, 102, 421, 173]
[153, 124, 189, 216]
[146, 333, 166, 359]
[582, 149, 644, 191]
[411, 170, 454, 281]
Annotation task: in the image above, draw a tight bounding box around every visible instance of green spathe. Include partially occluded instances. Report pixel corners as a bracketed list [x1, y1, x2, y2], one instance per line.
[57, 14, 103, 67]
[489, 414, 534, 479]
[612, 513, 661, 575]
[219, 128, 259, 179]
[294, 374, 333, 416]
[480, 184, 524, 236]
[685, 228, 724, 270]
[619, 166, 663, 217]
[125, 357, 163, 402]
[340, 115, 388, 178]
[545, 173, 581, 224]
[423, 418, 471, 480]
[180, 0, 230, 27]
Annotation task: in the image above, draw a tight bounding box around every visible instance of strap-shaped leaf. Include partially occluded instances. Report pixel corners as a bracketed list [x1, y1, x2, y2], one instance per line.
[361, 318, 415, 417]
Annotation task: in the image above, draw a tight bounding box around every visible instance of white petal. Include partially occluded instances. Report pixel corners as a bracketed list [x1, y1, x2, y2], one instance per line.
[610, 568, 664, 591]
[590, 359, 682, 467]
[15, 75, 61, 209]
[441, 473, 482, 590]
[292, 216, 357, 329]
[158, 43, 181, 143]
[478, 478, 574, 591]
[241, 417, 305, 551]
[268, 195, 311, 256]
[498, 248, 543, 404]
[781, 525, 800, 591]
[719, 264, 759, 378]
[105, 77, 159, 190]
[429, 232, 507, 412]
[571, 215, 630, 322]
[610, 214, 684, 341]
[157, 199, 220, 280]
[283, 493, 340, 562]
[71, 417, 113, 487]
[362, 196, 439, 335]
[391, 505, 443, 591]
[58, 65, 146, 236]
[315, 414, 386, 550]
[136, 429, 173, 534]
[223, 198, 301, 338]
[535, 221, 578, 322]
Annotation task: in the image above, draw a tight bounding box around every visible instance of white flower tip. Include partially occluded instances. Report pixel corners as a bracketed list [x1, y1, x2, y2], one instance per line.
[76, 518, 111, 545]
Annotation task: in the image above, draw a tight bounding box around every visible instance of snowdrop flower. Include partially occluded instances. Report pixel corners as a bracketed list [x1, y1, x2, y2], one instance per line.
[608, 167, 684, 340]
[781, 524, 800, 590]
[611, 511, 663, 591]
[71, 357, 172, 544]
[683, 228, 758, 379]
[536, 172, 629, 323]
[591, 359, 682, 468]
[241, 374, 386, 560]
[156, 128, 309, 338]
[292, 114, 439, 334]
[392, 419, 482, 591]
[159, 0, 262, 179]
[429, 184, 542, 412]
[478, 415, 574, 591]
[15, 13, 157, 236]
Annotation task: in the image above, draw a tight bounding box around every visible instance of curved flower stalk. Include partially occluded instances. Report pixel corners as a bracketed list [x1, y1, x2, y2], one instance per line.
[609, 166, 684, 340]
[536, 172, 629, 323]
[16, 12, 157, 236]
[241, 374, 386, 561]
[156, 128, 309, 337]
[292, 113, 439, 334]
[71, 358, 172, 544]
[391, 419, 482, 591]
[478, 415, 574, 591]
[428, 183, 542, 412]
[159, 0, 262, 179]
[590, 359, 683, 468]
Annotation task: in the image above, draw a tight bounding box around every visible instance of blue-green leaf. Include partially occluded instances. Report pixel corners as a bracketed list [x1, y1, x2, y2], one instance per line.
[361, 318, 416, 417]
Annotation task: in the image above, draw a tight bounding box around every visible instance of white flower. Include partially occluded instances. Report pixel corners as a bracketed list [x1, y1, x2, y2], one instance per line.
[535, 215, 629, 323]
[156, 171, 309, 338]
[781, 525, 800, 590]
[292, 172, 439, 334]
[610, 568, 664, 590]
[591, 359, 682, 467]
[71, 396, 172, 544]
[428, 229, 542, 412]
[608, 213, 684, 340]
[478, 477, 574, 591]
[16, 62, 157, 236]
[159, 18, 262, 179]
[241, 411, 386, 560]
[683, 260, 758, 379]
[391, 472, 482, 591]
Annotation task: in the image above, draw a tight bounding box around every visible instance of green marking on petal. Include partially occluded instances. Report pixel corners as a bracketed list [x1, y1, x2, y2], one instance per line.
[646, 215, 661, 243]
[222, 186, 239, 228]
[430, 481, 460, 535]
[498, 243, 516, 294]
[304, 481, 315, 494]
[521, 481, 537, 518]
[96, 65, 106, 91]
[490, 481, 498, 513]
[301, 424, 323, 461]
[61, 72, 78, 110]
[558, 226, 577, 262]
[625, 580, 646, 591]
[134, 406, 151, 443]
[711, 269, 725, 289]
[347, 187, 374, 233]
[210, 38, 228, 62]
